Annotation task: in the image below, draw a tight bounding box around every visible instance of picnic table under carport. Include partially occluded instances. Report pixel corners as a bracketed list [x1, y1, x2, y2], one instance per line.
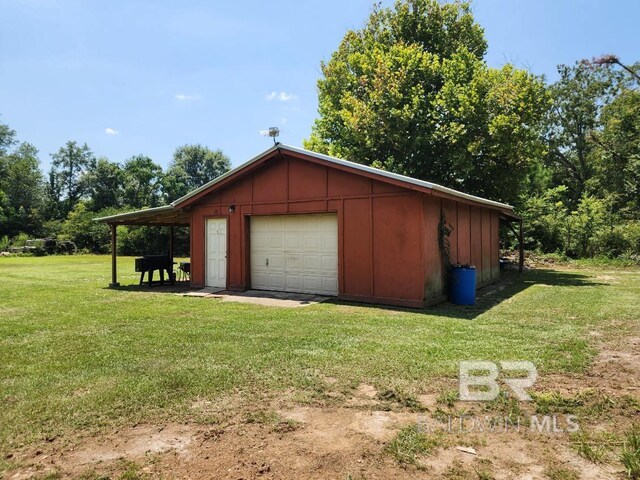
[94, 205, 190, 288]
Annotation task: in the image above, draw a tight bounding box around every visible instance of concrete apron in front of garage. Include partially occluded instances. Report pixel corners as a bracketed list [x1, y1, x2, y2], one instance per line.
[181, 288, 330, 308]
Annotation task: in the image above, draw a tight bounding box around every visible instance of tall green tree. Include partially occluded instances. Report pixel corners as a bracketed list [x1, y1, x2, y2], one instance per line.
[305, 0, 548, 204]
[0, 120, 17, 156]
[544, 62, 619, 208]
[85, 157, 124, 211]
[163, 144, 230, 202]
[122, 155, 164, 209]
[49, 141, 95, 218]
[0, 142, 45, 237]
[590, 64, 640, 218]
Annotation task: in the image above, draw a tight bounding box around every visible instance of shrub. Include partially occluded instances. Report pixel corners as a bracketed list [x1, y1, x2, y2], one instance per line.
[56, 240, 77, 255]
[61, 203, 119, 254]
[0, 235, 9, 252]
[11, 233, 30, 248]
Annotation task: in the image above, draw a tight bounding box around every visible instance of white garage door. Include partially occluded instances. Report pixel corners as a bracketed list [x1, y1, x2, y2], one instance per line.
[250, 214, 338, 296]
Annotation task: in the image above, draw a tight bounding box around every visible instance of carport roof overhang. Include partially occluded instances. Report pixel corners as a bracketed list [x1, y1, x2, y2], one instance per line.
[93, 205, 190, 226]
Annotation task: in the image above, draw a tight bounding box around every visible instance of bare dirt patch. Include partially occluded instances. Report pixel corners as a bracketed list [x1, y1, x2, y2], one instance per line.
[69, 424, 194, 465]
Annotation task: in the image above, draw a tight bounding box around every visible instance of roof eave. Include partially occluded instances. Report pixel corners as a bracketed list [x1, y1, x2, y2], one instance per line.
[93, 205, 180, 224]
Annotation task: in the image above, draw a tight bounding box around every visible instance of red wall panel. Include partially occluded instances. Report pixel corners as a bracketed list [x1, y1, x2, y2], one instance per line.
[457, 203, 471, 265]
[372, 180, 404, 194]
[423, 196, 443, 301]
[218, 175, 252, 205]
[470, 206, 482, 273]
[288, 200, 327, 213]
[228, 212, 243, 289]
[288, 158, 327, 200]
[328, 169, 371, 197]
[343, 198, 373, 297]
[372, 195, 422, 301]
[481, 208, 492, 283]
[252, 160, 287, 203]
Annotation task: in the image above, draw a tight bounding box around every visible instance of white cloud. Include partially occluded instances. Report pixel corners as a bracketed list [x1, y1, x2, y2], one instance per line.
[175, 93, 202, 101]
[105, 127, 119, 135]
[265, 91, 297, 102]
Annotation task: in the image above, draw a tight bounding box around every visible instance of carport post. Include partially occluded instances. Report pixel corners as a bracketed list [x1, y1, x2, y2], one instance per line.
[518, 219, 524, 273]
[109, 224, 120, 287]
[169, 226, 175, 280]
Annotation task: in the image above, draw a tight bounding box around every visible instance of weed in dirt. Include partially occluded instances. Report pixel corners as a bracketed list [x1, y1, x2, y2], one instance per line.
[432, 407, 450, 423]
[244, 410, 281, 424]
[484, 391, 523, 424]
[437, 389, 459, 408]
[533, 391, 584, 414]
[377, 389, 424, 411]
[621, 426, 640, 479]
[618, 396, 640, 414]
[544, 466, 579, 480]
[386, 424, 443, 467]
[244, 410, 300, 433]
[534, 389, 636, 421]
[272, 418, 301, 433]
[78, 472, 110, 480]
[475, 468, 495, 480]
[32, 473, 62, 480]
[442, 459, 474, 479]
[571, 432, 610, 464]
[110, 460, 148, 480]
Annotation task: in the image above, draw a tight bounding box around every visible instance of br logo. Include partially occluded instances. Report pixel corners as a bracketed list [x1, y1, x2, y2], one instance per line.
[459, 361, 538, 401]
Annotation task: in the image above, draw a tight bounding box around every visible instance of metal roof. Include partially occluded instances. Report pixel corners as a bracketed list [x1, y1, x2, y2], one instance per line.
[93, 205, 190, 225]
[95, 143, 514, 225]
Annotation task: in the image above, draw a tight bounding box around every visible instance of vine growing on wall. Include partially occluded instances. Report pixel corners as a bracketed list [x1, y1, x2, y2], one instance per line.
[438, 210, 454, 291]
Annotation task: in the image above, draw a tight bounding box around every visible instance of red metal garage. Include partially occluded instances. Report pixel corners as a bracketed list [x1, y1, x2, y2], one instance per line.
[98, 144, 520, 307]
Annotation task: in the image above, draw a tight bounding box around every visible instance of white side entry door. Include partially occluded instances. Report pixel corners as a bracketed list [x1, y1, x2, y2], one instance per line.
[206, 218, 227, 288]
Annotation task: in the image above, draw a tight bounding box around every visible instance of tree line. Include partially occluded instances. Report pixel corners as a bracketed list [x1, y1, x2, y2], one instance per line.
[1, 0, 638, 261]
[0, 132, 230, 255]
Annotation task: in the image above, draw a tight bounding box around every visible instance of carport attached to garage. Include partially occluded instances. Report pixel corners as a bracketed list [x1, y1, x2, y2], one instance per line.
[97, 144, 522, 307]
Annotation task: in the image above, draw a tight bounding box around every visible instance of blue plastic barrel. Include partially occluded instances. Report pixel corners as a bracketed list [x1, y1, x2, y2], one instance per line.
[449, 266, 476, 305]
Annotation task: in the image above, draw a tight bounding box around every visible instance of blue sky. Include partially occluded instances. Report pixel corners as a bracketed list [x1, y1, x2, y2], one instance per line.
[1, 0, 638, 170]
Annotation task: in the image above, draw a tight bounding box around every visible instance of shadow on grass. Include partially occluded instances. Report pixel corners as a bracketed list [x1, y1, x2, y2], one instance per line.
[105, 281, 192, 294]
[103, 268, 607, 319]
[430, 268, 608, 320]
[331, 267, 608, 320]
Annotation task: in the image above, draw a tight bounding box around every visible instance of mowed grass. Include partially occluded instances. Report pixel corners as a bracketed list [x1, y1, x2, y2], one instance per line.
[0, 255, 638, 454]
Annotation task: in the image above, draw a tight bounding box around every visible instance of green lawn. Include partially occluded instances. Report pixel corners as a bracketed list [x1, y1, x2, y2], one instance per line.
[0, 255, 638, 454]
